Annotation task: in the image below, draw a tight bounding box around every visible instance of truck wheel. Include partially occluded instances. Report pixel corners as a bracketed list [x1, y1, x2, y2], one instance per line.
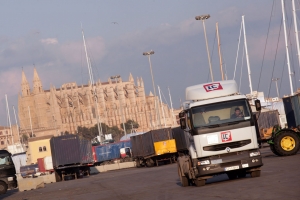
[136, 159, 141, 168]
[237, 170, 246, 178]
[226, 172, 237, 180]
[194, 179, 205, 187]
[273, 131, 300, 156]
[270, 144, 280, 156]
[0, 181, 8, 194]
[178, 167, 189, 187]
[250, 170, 261, 178]
[146, 158, 154, 167]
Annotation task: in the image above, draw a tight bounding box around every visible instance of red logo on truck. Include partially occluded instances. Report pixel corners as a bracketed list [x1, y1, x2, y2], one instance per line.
[203, 83, 223, 92]
[221, 131, 232, 142]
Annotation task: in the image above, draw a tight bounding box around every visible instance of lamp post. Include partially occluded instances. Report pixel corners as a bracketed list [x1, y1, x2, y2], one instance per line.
[110, 75, 127, 137]
[195, 14, 214, 82]
[143, 50, 162, 129]
[272, 78, 280, 98]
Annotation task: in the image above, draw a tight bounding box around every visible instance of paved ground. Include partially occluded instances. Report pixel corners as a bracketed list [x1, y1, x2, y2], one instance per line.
[2, 146, 300, 200]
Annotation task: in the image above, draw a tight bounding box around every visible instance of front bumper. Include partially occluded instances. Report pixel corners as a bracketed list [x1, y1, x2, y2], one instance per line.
[195, 155, 263, 177]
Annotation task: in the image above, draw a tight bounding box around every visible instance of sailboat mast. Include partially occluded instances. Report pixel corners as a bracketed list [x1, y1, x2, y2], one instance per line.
[12, 106, 21, 144]
[216, 22, 224, 80]
[281, 0, 294, 95]
[28, 106, 34, 137]
[168, 87, 176, 127]
[81, 26, 103, 142]
[242, 16, 254, 103]
[292, 0, 300, 76]
[158, 85, 166, 128]
[5, 95, 15, 150]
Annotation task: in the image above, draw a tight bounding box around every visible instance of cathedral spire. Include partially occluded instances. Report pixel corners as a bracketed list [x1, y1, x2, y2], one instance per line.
[33, 67, 43, 94]
[129, 73, 134, 83]
[21, 69, 30, 96]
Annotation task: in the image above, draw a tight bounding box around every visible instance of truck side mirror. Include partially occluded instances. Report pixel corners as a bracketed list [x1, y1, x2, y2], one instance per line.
[180, 118, 187, 129]
[179, 112, 185, 118]
[255, 99, 261, 111]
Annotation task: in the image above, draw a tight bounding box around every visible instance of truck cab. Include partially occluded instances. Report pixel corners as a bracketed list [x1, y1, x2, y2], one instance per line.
[177, 80, 263, 187]
[0, 150, 18, 194]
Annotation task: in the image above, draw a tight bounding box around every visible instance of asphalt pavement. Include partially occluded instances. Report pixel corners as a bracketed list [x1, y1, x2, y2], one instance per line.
[2, 146, 300, 200]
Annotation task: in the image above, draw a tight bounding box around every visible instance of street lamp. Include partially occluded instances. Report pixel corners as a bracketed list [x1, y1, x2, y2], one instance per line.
[143, 50, 162, 129]
[110, 75, 127, 137]
[272, 78, 280, 98]
[195, 14, 214, 82]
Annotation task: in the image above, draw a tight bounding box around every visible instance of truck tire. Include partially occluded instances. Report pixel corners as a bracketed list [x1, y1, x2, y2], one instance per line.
[194, 179, 205, 187]
[178, 167, 189, 187]
[146, 158, 154, 167]
[250, 170, 261, 178]
[273, 131, 300, 156]
[226, 172, 237, 180]
[136, 159, 141, 168]
[0, 181, 8, 194]
[269, 144, 280, 156]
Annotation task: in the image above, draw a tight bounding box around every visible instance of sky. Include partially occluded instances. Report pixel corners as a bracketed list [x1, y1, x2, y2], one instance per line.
[0, 0, 300, 126]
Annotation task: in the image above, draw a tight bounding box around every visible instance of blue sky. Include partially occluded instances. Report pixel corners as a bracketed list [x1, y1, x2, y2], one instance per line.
[0, 0, 299, 125]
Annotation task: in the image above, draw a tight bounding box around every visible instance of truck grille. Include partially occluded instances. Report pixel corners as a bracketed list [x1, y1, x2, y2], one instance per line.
[203, 139, 251, 151]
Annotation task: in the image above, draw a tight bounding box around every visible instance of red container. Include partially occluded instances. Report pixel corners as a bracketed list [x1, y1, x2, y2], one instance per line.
[37, 158, 46, 172]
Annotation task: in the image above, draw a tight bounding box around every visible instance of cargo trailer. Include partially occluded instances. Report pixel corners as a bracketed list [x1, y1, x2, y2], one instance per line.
[50, 135, 93, 181]
[131, 127, 177, 167]
[92, 140, 132, 165]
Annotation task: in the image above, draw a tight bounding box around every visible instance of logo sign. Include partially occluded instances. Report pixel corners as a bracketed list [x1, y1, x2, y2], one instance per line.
[221, 131, 232, 142]
[203, 83, 223, 92]
[225, 147, 231, 153]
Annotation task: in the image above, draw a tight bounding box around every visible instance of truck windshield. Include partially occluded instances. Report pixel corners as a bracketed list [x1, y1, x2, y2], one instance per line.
[191, 99, 251, 128]
[0, 155, 12, 166]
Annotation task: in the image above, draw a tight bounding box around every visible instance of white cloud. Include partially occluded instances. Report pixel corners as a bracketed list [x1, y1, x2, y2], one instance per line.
[40, 38, 58, 45]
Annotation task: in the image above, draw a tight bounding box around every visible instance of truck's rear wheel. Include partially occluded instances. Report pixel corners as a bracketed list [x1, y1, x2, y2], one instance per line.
[0, 181, 8, 194]
[226, 172, 237, 180]
[146, 158, 154, 167]
[178, 166, 189, 187]
[273, 131, 300, 156]
[250, 170, 261, 178]
[194, 179, 205, 187]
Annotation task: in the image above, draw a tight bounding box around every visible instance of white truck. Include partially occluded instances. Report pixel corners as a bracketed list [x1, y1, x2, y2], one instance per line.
[177, 80, 263, 187]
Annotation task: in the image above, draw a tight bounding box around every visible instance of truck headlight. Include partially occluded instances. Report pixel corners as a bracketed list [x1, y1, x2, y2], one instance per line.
[249, 151, 261, 157]
[198, 160, 210, 165]
[7, 177, 14, 181]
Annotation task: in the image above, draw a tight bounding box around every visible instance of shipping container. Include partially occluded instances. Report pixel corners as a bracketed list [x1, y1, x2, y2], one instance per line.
[171, 127, 190, 152]
[283, 94, 300, 128]
[93, 140, 131, 164]
[131, 128, 178, 167]
[50, 135, 93, 168]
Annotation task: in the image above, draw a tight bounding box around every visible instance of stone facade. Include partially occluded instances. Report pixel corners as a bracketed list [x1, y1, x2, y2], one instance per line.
[18, 69, 179, 138]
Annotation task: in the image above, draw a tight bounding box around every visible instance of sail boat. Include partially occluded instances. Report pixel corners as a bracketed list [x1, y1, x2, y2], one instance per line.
[81, 25, 104, 143]
[5, 94, 25, 155]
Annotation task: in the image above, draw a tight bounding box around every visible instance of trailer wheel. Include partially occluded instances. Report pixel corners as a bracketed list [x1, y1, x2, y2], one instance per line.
[273, 131, 300, 156]
[0, 181, 8, 194]
[136, 159, 141, 168]
[250, 170, 261, 178]
[194, 179, 205, 187]
[146, 158, 154, 167]
[55, 171, 62, 182]
[269, 144, 280, 156]
[177, 166, 189, 187]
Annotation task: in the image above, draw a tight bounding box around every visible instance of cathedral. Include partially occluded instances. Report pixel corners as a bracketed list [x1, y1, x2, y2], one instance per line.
[18, 68, 178, 138]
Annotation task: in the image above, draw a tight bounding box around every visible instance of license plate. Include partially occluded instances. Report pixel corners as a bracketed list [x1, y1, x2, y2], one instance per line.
[225, 166, 239, 171]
